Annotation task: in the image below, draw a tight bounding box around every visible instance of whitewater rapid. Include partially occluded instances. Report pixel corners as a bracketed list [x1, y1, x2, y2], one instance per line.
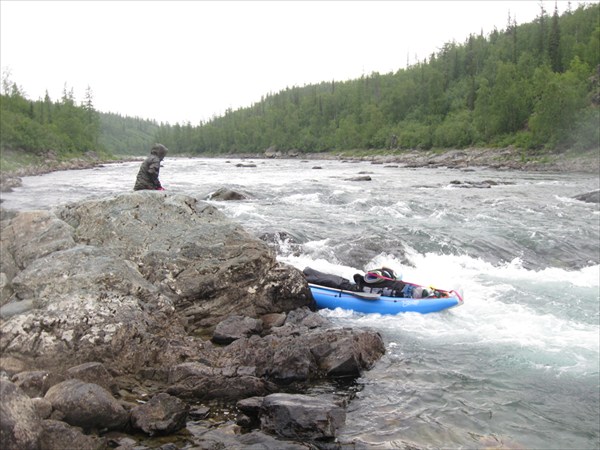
[2, 157, 598, 449]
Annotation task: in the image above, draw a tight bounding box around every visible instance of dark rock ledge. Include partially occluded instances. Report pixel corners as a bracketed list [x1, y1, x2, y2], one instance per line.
[0, 192, 385, 449]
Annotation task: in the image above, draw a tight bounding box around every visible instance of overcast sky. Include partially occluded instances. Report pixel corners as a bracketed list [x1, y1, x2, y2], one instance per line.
[0, 0, 592, 124]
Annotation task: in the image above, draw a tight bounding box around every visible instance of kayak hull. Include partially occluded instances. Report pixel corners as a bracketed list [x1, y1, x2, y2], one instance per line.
[309, 284, 463, 314]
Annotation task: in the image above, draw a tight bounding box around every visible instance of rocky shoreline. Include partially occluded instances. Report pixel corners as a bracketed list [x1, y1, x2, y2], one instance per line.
[1, 146, 599, 194]
[1, 192, 386, 449]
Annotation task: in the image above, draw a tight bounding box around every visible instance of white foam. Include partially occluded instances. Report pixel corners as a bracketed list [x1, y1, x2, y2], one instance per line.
[286, 250, 600, 374]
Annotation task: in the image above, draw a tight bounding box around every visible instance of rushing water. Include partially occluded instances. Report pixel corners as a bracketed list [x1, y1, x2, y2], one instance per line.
[2, 158, 599, 449]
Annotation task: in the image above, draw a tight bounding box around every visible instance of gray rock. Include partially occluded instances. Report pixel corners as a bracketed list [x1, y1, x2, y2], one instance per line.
[31, 398, 53, 420]
[55, 193, 313, 330]
[212, 315, 263, 344]
[0, 272, 13, 306]
[11, 370, 63, 398]
[0, 299, 35, 318]
[346, 175, 372, 181]
[208, 187, 249, 201]
[166, 374, 276, 401]
[261, 312, 286, 330]
[260, 393, 346, 440]
[217, 324, 385, 383]
[574, 189, 600, 203]
[44, 379, 128, 431]
[0, 379, 42, 450]
[130, 393, 189, 435]
[1, 210, 76, 270]
[449, 180, 492, 188]
[67, 362, 118, 395]
[39, 419, 105, 450]
[0, 192, 387, 446]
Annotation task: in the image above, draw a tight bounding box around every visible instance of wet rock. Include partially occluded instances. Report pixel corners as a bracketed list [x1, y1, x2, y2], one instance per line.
[187, 422, 312, 449]
[208, 187, 249, 201]
[212, 315, 263, 344]
[284, 307, 331, 329]
[217, 319, 385, 383]
[258, 230, 304, 257]
[236, 430, 312, 449]
[39, 419, 105, 450]
[449, 180, 492, 188]
[0, 379, 42, 450]
[44, 379, 128, 431]
[346, 175, 372, 181]
[260, 393, 346, 441]
[130, 393, 189, 436]
[574, 189, 600, 203]
[237, 396, 264, 417]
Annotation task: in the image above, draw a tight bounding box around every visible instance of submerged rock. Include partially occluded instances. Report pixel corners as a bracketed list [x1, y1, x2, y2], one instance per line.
[574, 189, 600, 203]
[208, 187, 249, 201]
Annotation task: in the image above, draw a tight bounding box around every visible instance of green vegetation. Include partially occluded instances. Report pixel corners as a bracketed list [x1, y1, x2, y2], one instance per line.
[1, 3, 598, 171]
[99, 113, 160, 156]
[159, 2, 597, 155]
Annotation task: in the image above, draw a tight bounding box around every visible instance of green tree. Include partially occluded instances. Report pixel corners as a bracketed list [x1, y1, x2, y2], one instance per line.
[549, 4, 563, 72]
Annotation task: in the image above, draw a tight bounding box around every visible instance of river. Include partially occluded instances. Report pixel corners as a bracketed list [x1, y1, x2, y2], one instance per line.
[2, 157, 599, 449]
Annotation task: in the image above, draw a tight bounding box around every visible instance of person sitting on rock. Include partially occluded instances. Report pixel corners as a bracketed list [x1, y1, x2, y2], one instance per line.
[133, 143, 168, 191]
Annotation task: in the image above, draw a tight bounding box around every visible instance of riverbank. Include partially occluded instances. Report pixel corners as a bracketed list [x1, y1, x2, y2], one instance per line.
[1, 146, 598, 192]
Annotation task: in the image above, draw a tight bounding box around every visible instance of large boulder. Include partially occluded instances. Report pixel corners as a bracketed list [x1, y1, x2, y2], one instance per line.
[55, 192, 313, 330]
[44, 379, 128, 431]
[0, 193, 313, 373]
[259, 393, 346, 441]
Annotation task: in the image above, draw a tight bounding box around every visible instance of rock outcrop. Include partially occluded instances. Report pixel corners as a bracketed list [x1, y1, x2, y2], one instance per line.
[0, 192, 385, 448]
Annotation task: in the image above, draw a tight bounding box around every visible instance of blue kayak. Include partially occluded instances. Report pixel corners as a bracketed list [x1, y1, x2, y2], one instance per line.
[309, 283, 464, 315]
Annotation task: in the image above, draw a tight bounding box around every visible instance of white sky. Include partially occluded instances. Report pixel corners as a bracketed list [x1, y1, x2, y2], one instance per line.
[0, 0, 593, 125]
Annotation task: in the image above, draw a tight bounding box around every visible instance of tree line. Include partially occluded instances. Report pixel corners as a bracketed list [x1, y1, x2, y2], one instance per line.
[157, 2, 598, 155]
[1, 2, 598, 164]
[0, 76, 160, 161]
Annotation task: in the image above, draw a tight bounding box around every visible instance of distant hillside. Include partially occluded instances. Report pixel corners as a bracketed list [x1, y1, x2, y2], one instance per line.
[99, 112, 159, 156]
[154, 2, 599, 155]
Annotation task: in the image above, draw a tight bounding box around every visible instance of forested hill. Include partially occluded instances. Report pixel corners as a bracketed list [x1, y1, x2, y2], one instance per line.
[156, 2, 599, 155]
[1, 2, 598, 165]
